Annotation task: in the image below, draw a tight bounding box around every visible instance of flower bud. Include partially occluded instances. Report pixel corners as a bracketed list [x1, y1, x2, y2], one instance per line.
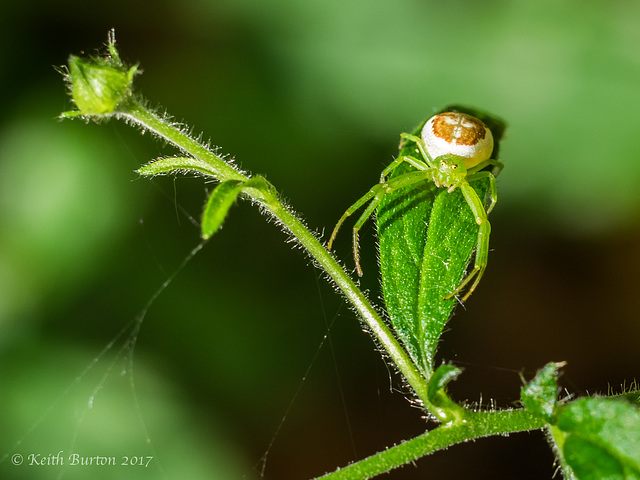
[63, 35, 137, 116]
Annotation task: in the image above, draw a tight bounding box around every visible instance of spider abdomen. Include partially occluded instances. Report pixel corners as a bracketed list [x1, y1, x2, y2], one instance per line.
[422, 112, 494, 169]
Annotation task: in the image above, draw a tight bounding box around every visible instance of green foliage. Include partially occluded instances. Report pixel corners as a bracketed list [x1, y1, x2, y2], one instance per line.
[426, 364, 465, 423]
[138, 156, 220, 177]
[551, 397, 640, 479]
[376, 105, 506, 376]
[201, 177, 275, 239]
[520, 361, 563, 423]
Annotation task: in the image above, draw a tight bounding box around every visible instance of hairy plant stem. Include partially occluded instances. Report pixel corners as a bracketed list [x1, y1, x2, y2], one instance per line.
[315, 409, 546, 480]
[122, 101, 433, 407]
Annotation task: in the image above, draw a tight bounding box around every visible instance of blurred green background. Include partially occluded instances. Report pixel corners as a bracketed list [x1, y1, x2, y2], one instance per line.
[1, 0, 639, 478]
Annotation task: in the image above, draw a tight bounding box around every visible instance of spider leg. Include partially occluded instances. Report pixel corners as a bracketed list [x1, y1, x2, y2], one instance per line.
[349, 170, 434, 275]
[467, 159, 503, 177]
[329, 166, 435, 276]
[379, 154, 429, 182]
[329, 144, 432, 260]
[467, 170, 498, 214]
[351, 188, 387, 275]
[445, 181, 491, 302]
[327, 186, 381, 250]
[400, 133, 437, 169]
[380, 156, 406, 182]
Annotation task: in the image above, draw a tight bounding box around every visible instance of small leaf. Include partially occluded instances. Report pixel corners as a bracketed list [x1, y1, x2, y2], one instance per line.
[377, 106, 506, 375]
[521, 361, 564, 422]
[201, 181, 246, 239]
[137, 156, 219, 178]
[428, 364, 462, 402]
[551, 397, 640, 480]
[614, 389, 640, 407]
[427, 364, 465, 423]
[201, 176, 276, 239]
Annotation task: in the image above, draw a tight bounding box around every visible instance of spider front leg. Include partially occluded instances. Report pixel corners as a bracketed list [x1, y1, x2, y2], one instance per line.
[327, 150, 429, 253]
[327, 182, 390, 276]
[327, 186, 380, 252]
[349, 186, 389, 275]
[466, 159, 503, 215]
[328, 168, 432, 276]
[445, 180, 492, 302]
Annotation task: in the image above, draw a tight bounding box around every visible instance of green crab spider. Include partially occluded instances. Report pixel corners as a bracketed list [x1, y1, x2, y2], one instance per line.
[327, 112, 503, 302]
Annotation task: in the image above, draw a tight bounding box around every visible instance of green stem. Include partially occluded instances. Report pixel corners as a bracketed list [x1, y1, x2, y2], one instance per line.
[315, 409, 546, 480]
[121, 101, 432, 406]
[124, 103, 247, 183]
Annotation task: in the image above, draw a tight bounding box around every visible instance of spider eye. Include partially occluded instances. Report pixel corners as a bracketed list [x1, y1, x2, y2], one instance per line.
[422, 112, 494, 169]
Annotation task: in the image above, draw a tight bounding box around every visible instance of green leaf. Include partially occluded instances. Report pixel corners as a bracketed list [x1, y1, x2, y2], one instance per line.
[137, 156, 220, 178]
[427, 364, 465, 423]
[614, 389, 640, 407]
[428, 364, 462, 401]
[201, 176, 276, 239]
[376, 105, 506, 375]
[202, 180, 246, 239]
[551, 397, 640, 480]
[520, 361, 563, 422]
